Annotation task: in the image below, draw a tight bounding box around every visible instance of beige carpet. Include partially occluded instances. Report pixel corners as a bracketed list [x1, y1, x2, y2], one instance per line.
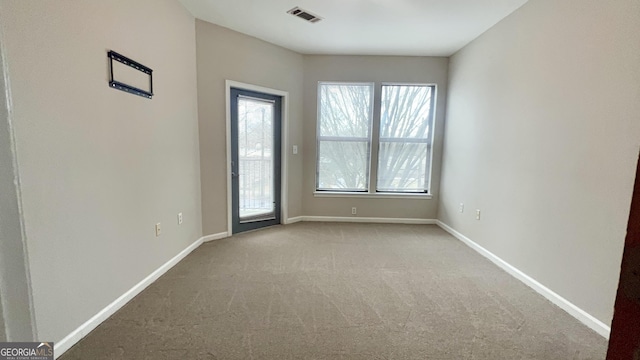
[61, 223, 607, 359]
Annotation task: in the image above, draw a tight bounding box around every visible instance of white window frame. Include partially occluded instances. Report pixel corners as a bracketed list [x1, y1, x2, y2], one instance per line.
[376, 83, 436, 194]
[314, 81, 436, 199]
[315, 82, 375, 192]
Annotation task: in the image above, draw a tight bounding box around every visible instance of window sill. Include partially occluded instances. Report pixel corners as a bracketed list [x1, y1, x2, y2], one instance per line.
[313, 191, 433, 200]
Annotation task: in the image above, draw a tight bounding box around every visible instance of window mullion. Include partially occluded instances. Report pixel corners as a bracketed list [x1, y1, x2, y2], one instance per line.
[379, 138, 430, 144]
[369, 82, 381, 194]
[318, 136, 369, 142]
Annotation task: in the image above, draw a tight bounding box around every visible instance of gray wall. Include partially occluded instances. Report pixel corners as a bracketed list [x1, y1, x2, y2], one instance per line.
[439, 0, 640, 324]
[0, 0, 202, 343]
[0, 20, 35, 342]
[196, 20, 304, 235]
[302, 56, 448, 219]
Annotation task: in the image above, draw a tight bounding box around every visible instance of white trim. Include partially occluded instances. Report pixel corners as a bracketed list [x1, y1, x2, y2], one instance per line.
[225, 84, 233, 237]
[426, 84, 438, 194]
[225, 80, 290, 236]
[435, 220, 611, 339]
[281, 89, 290, 227]
[54, 236, 205, 358]
[202, 232, 230, 242]
[302, 216, 436, 225]
[313, 191, 433, 200]
[285, 216, 304, 224]
[51, 218, 610, 359]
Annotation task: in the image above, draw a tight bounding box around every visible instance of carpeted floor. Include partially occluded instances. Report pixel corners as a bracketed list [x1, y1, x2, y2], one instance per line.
[60, 223, 607, 359]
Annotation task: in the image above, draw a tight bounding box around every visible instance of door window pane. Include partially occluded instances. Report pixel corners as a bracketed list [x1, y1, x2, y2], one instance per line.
[238, 97, 274, 219]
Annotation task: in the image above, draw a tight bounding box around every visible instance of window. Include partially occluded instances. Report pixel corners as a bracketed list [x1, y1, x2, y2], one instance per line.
[377, 85, 435, 193]
[316, 82, 436, 194]
[316, 83, 373, 191]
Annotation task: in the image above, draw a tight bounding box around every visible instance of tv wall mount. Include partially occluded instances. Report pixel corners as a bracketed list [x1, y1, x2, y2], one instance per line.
[108, 50, 153, 99]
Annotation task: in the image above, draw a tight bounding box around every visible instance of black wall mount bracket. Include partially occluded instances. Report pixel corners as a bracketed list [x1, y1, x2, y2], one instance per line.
[108, 50, 153, 99]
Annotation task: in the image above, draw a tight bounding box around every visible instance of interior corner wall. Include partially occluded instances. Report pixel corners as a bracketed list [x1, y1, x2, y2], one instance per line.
[0, 0, 202, 344]
[195, 20, 304, 235]
[0, 18, 35, 342]
[439, 0, 640, 325]
[301, 55, 448, 219]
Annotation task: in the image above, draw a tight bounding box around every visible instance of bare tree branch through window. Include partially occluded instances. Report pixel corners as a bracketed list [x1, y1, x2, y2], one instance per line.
[316, 82, 435, 193]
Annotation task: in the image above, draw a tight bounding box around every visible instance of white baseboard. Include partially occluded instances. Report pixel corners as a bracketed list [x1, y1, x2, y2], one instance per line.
[55, 219, 608, 359]
[301, 216, 437, 225]
[436, 220, 611, 339]
[202, 231, 229, 242]
[54, 236, 205, 358]
[285, 216, 304, 224]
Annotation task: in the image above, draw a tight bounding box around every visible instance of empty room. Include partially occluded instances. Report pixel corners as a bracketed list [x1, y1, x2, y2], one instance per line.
[0, 0, 639, 359]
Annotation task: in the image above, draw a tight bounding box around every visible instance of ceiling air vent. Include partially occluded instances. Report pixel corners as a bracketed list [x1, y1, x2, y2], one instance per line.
[287, 7, 323, 23]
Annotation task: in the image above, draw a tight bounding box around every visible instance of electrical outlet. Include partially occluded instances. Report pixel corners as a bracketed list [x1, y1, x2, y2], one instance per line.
[459, 203, 464, 213]
[178, 212, 183, 225]
[476, 209, 481, 220]
[293, 145, 298, 154]
[155, 223, 162, 237]
[351, 207, 357, 215]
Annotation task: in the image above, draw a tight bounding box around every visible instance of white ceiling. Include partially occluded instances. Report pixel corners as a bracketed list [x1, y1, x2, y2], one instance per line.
[178, 0, 528, 57]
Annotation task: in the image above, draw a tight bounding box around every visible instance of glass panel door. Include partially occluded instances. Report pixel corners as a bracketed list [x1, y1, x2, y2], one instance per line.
[230, 88, 281, 233]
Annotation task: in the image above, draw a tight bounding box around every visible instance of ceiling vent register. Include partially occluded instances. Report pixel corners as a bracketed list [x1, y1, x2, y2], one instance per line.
[287, 7, 323, 23]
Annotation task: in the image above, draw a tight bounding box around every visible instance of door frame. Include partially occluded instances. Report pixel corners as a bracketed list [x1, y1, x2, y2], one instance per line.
[225, 80, 290, 235]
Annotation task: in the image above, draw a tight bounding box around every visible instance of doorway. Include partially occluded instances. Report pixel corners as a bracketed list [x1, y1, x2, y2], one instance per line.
[230, 87, 282, 234]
